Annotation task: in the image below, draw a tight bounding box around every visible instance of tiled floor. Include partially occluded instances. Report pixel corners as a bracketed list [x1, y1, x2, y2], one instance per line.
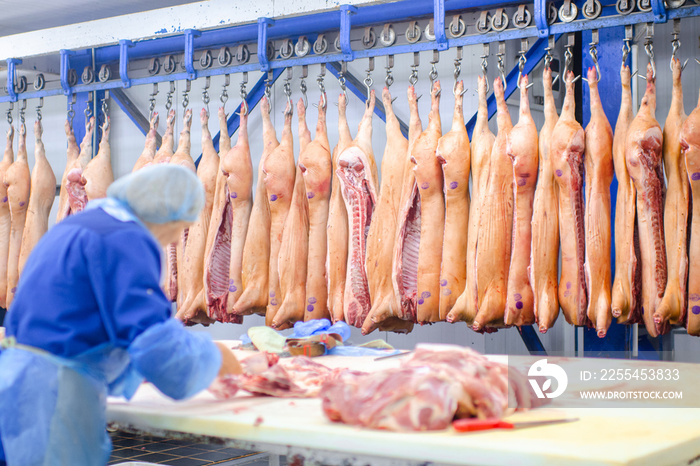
[108, 430, 282, 465]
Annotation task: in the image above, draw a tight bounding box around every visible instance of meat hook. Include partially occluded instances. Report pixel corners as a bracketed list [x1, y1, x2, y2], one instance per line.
[497, 41, 507, 91]
[67, 95, 75, 129]
[481, 43, 490, 93]
[237, 73, 248, 117]
[202, 76, 211, 117]
[36, 97, 43, 122]
[148, 83, 158, 121]
[300, 65, 309, 109]
[101, 92, 109, 131]
[313, 64, 327, 110]
[283, 67, 293, 116]
[516, 39, 534, 89]
[221, 74, 231, 112]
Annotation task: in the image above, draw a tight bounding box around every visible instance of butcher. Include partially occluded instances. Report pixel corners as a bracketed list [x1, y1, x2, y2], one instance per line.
[0, 164, 241, 466]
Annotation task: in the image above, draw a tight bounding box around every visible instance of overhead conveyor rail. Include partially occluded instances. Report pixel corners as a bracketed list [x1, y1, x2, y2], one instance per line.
[3, 0, 700, 357]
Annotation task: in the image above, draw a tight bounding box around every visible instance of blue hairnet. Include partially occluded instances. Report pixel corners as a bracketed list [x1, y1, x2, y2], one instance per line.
[106, 164, 204, 224]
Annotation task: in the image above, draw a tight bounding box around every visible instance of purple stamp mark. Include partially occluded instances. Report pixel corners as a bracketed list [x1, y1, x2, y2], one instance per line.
[692, 172, 700, 181]
[442, 289, 452, 296]
[2, 197, 7, 203]
[270, 298, 278, 306]
[690, 294, 700, 302]
[449, 181, 458, 189]
[556, 170, 563, 177]
[230, 192, 238, 199]
[440, 279, 448, 286]
[307, 192, 315, 199]
[421, 291, 431, 299]
[514, 293, 522, 301]
[420, 182, 429, 190]
[307, 305, 314, 312]
[418, 298, 424, 305]
[308, 297, 317, 304]
[269, 194, 278, 202]
[566, 282, 572, 289]
[517, 178, 527, 187]
[693, 306, 700, 315]
[18, 201, 24, 207]
[229, 285, 237, 292]
[515, 301, 523, 310]
[269, 291, 276, 298]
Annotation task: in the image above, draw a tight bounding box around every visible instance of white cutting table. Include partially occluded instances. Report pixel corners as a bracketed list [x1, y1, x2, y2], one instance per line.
[107, 343, 700, 466]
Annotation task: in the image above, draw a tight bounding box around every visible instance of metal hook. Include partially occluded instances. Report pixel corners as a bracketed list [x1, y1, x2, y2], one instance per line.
[313, 64, 327, 110]
[385, 55, 394, 89]
[453, 47, 464, 97]
[67, 94, 75, 128]
[237, 72, 248, 116]
[516, 38, 529, 90]
[364, 57, 374, 107]
[283, 67, 293, 115]
[202, 76, 211, 117]
[18, 100, 26, 127]
[182, 80, 191, 110]
[84, 92, 93, 129]
[409, 52, 419, 87]
[101, 91, 110, 131]
[337, 62, 348, 105]
[588, 30, 601, 81]
[497, 41, 507, 91]
[36, 97, 43, 121]
[165, 81, 175, 111]
[221, 74, 230, 110]
[481, 43, 490, 94]
[670, 19, 681, 72]
[148, 83, 158, 120]
[300, 65, 308, 109]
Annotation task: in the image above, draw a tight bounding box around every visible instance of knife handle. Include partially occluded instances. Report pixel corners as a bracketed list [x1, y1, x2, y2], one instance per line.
[453, 418, 514, 432]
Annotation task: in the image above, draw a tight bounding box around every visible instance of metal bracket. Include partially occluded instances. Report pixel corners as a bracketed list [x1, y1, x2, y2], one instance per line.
[6, 59, 21, 102]
[433, 0, 448, 51]
[339, 5, 357, 61]
[119, 40, 132, 89]
[257, 17, 275, 72]
[651, 0, 667, 22]
[59, 50, 73, 95]
[534, 0, 549, 36]
[184, 29, 201, 80]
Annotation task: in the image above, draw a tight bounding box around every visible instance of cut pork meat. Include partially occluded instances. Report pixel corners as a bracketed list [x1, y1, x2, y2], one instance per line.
[437, 80, 470, 322]
[337, 91, 378, 328]
[551, 72, 587, 326]
[57, 117, 94, 221]
[684, 87, 700, 335]
[448, 75, 494, 327]
[530, 66, 560, 333]
[625, 64, 667, 337]
[504, 75, 538, 327]
[232, 101, 273, 317]
[612, 65, 641, 324]
[362, 87, 410, 334]
[300, 95, 332, 322]
[656, 58, 689, 329]
[18, 120, 56, 276]
[472, 77, 513, 332]
[584, 67, 614, 337]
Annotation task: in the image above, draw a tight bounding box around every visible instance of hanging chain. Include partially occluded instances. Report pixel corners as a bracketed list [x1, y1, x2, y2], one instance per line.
[36, 97, 43, 122]
[221, 74, 230, 109]
[239, 72, 248, 116]
[6, 102, 13, 126]
[148, 83, 158, 120]
[644, 23, 656, 79]
[165, 81, 175, 111]
[67, 95, 76, 128]
[364, 57, 374, 105]
[300, 65, 309, 109]
[84, 92, 93, 128]
[18, 100, 26, 127]
[283, 67, 293, 115]
[182, 80, 191, 110]
[409, 52, 419, 87]
[497, 41, 507, 90]
[202, 76, 211, 117]
[101, 91, 110, 130]
[385, 55, 394, 88]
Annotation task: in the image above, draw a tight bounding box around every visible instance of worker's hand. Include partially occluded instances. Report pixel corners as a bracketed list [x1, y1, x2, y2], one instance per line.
[215, 342, 243, 377]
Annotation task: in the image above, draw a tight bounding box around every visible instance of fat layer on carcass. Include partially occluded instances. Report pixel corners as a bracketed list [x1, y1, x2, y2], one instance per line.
[611, 66, 641, 324]
[132, 113, 159, 172]
[176, 108, 221, 325]
[530, 67, 560, 333]
[682, 87, 700, 335]
[551, 72, 587, 326]
[362, 87, 412, 335]
[472, 77, 513, 332]
[300, 95, 332, 322]
[337, 91, 378, 328]
[18, 120, 56, 277]
[326, 95, 352, 323]
[448, 75, 494, 327]
[625, 64, 667, 337]
[392, 86, 424, 324]
[264, 100, 296, 326]
[504, 75, 538, 327]
[583, 67, 614, 338]
[273, 100, 311, 330]
[4, 122, 30, 307]
[656, 58, 689, 329]
[437, 81, 470, 322]
[83, 116, 113, 201]
[232, 99, 273, 317]
[0, 126, 15, 308]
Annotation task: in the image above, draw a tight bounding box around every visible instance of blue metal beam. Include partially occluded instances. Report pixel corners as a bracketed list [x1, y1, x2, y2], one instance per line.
[466, 35, 561, 138]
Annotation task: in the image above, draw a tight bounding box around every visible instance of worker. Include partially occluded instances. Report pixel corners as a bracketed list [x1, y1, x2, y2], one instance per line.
[0, 164, 242, 466]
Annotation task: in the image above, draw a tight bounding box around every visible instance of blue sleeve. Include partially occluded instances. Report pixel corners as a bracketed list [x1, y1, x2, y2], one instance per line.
[128, 319, 222, 400]
[85, 229, 171, 346]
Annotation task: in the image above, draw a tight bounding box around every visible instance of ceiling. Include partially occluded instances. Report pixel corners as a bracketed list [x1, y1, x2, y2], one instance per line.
[0, 0, 200, 36]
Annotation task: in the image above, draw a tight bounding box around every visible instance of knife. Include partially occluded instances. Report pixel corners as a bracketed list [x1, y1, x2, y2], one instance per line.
[453, 417, 579, 432]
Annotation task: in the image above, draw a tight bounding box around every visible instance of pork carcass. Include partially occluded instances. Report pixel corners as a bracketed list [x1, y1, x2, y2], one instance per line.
[472, 77, 513, 331]
[176, 108, 220, 325]
[272, 100, 311, 329]
[392, 86, 424, 324]
[83, 118, 113, 200]
[221, 104, 254, 324]
[154, 110, 177, 301]
[154, 109, 176, 164]
[59, 118, 94, 221]
[625, 64, 667, 337]
[684, 87, 700, 335]
[504, 75, 538, 327]
[436, 81, 470, 321]
[4, 123, 30, 307]
[611, 65, 641, 324]
[0, 126, 14, 308]
[583, 67, 614, 337]
[327, 95, 352, 323]
[132, 113, 159, 172]
[656, 58, 689, 329]
[448, 75, 494, 326]
[361, 87, 410, 334]
[55, 121, 78, 223]
[300, 95, 332, 322]
[231, 101, 273, 317]
[551, 72, 587, 326]
[263, 101, 296, 326]
[529, 67, 560, 333]
[337, 92, 378, 328]
[18, 120, 56, 276]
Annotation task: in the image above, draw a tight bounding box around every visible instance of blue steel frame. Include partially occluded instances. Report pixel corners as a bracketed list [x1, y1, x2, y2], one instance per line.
[4, 0, 700, 355]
